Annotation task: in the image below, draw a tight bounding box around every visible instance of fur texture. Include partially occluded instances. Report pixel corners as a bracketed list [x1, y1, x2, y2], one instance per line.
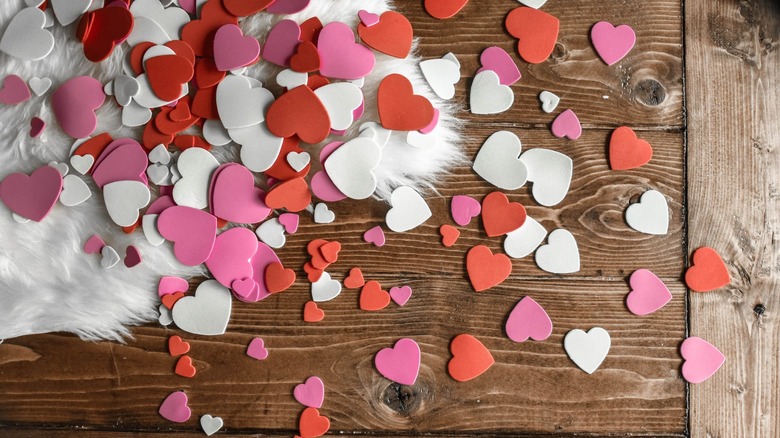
[0, 0, 462, 340]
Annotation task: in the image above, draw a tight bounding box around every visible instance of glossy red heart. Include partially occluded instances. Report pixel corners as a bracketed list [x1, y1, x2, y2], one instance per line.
[505, 6, 560, 64]
[481, 192, 526, 237]
[357, 11, 413, 58]
[80, 5, 134, 62]
[377, 74, 434, 131]
[266, 86, 331, 144]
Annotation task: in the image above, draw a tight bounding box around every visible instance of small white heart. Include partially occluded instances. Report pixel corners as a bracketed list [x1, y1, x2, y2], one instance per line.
[473, 130, 528, 190]
[311, 271, 342, 302]
[385, 186, 431, 233]
[47, 161, 69, 177]
[171, 280, 232, 336]
[147, 163, 171, 186]
[420, 56, 460, 100]
[158, 304, 173, 326]
[29, 77, 52, 96]
[69, 154, 95, 175]
[535, 228, 580, 274]
[504, 216, 547, 259]
[313, 203, 335, 224]
[200, 414, 224, 436]
[276, 68, 308, 90]
[256, 218, 286, 249]
[625, 189, 669, 235]
[286, 151, 311, 172]
[103, 180, 151, 227]
[519, 148, 573, 207]
[470, 70, 513, 115]
[101, 245, 121, 269]
[564, 327, 611, 374]
[148, 144, 171, 165]
[539, 90, 560, 113]
[59, 174, 92, 207]
[113, 75, 141, 107]
[143, 214, 165, 246]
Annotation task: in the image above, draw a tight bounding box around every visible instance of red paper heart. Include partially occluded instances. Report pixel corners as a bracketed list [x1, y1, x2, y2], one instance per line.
[481, 192, 526, 237]
[440, 224, 460, 247]
[266, 86, 331, 144]
[290, 41, 321, 73]
[303, 301, 324, 322]
[318, 241, 341, 264]
[609, 126, 653, 170]
[264, 177, 311, 212]
[448, 334, 495, 382]
[223, 0, 275, 16]
[377, 74, 434, 131]
[80, 5, 134, 62]
[143, 121, 175, 151]
[162, 292, 185, 310]
[146, 55, 194, 102]
[360, 280, 390, 311]
[265, 262, 296, 293]
[175, 355, 197, 378]
[128, 42, 155, 76]
[195, 58, 226, 89]
[357, 11, 413, 58]
[168, 335, 190, 356]
[304, 262, 324, 283]
[685, 247, 730, 292]
[299, 407, 330, 438]
[505, 7, 560, 64]
[264, 136, 310, 181]
[299, 16, 323, 44]
[424, 0, 469, 19]
[344, 267, 365, 289]
[181, 0, 238, 57]
[466, 245, 512, 292]
[307, 239, 330, 270]
[191, 86, 220, 120]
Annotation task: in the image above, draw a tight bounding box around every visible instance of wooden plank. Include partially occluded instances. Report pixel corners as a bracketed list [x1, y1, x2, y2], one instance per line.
[0, 279, 686, 435]
[685, 0, 780, 437]
[396, 0, 684, 128]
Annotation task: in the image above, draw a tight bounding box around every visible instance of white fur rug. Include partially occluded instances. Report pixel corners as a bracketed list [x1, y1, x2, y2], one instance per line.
[0, 0, 461, 340]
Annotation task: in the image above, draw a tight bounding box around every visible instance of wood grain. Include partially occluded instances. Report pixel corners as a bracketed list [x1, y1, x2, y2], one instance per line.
[686, 0, 780, 437]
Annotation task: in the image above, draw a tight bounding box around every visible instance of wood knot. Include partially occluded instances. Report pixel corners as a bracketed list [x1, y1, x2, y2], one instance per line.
[549, 42, 567, 62]
[382, 383, 421, 416]
[633, 79, 666, 106]
[754, 304, 766, 316]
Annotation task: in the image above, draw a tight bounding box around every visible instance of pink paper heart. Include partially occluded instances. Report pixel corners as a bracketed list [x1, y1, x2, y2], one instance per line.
[146, 195, 176, 215]
[317, 22, 376, 80]
[479, 46, 521, 85]
[214, 24, 261, 71]
[505, 296, 552, 342]
[0, 165, 62, 222]
[267, 0, 310, 14]
[231, 277, 258, 299]
[211, 164, 270, 224]
[246, 337, 269, 360]
[157, 206, 218, 266]
[159, 391, 191, 423]
[124, 245, 142, 268]
[246, 242, 282, 303]
[29, 117, 45, 138]
[591, 21, 636, 66]
[451, 195, 481, 226]
[158, 276, 188, 297]
[278, 213, 299, 234]
[293, 376, 324, 408]
[178, 0, 196, 13]
[320, 141, 344, 163]
[91, 142, 148, 189]
[551, 109, 582, 140]
[358, 10, 380, 27]
[52, 76, 105, 139]
[363, 225, 385, 247]
[375, 338, 421, 386]
[311, 171, 347, 202]
[0, 74, 31, 105]
[205, 227, 258, 289]
[83, 234, 106, 255]
[626, 269, 672, 316]
[92, 138, 140, 172]
[261, 20, 302, 67]
[680, 336, 725, 384]
[389, 286, 412, 306]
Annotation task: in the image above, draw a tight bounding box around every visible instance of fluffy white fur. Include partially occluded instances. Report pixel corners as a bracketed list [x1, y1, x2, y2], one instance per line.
[0, 0, 462, 341]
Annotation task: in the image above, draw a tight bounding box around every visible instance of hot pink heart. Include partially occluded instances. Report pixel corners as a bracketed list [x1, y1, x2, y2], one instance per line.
[363, 225, 385, 247]
[591, 21, 636, 66]
[451, 195, 481, 226]
[317, 21, 376, 80]
[358, 10, 380, 27]
[159, 391, 191, 423]
[0, 74, 31, 105]
[246, 337, 269, 360]
[83, 234, 106, 255]
[211, 164, 270, 224]
[91, 142, 148, 189]
[261, 19, 302, 67]
[680, 336, 725, 384]
[293, 376, 325, 408]
[505, 296, 552, 342]
[267, 0, 310, 14]
[551, 108, 582, 140]
[479, 46, 521, 85]
[246, 242, 282, 303]
[374, 338, 421, 385]
[626, 269, 672, 316]
[231, 277, 258, 299]
[213, 24, 261, 71]
[278, 213, 299, 234]
[311, 171, 347, 202]
[389, 285, 412, 306]
[157, 206, 218, 266]
[0, 165, 62, 222]
[52, 76, 105, 139]
[158, 276, 188, 297]
[205, 227, 258, 289]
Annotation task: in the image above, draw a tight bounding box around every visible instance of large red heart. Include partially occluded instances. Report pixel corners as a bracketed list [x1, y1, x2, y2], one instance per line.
[685, 247, 730, 292]
[146, 55, 194, 102]
[448, 334, 494, 382]
[424, 0, 469, 19]
[79, 5, 134, 62]
[481, 191, 526, 237]
[223, 0, 275, 16]
[266, 86, 331, 144]
[377, 74, 434, 131]
[181, 0, 238, 57]
[466, 245, 512, 292]
[609, 126, 653, 170]
[505, 7, 559, 64]
[299, 407, 330, 437]
[360, 280, 390, 311]
[264, 177, 311, 212]
[357, 11, 413, 59]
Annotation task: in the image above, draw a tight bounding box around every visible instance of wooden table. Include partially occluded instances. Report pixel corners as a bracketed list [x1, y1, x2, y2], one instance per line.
[1, 0, 778, 436]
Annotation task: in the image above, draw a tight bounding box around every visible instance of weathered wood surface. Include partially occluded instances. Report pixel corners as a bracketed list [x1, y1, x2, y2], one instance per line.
[686, 0, 780, 437]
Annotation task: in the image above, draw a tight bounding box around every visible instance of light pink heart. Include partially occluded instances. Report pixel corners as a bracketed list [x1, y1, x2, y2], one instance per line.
[293, 376, 324, 408]
[83, 234, 106, 255]
[363, 226, 385, 247]
[159, 391, 191, 423]
[91, 142, 148, 189]
[680, 336, 725, 384]
[0, 74, 31, 105]
[451, 195, 481, 226]
[591, 21, 636, 66]
[124, 245, 142, 268]
[157, 206, 218, 266]
[231, 277, 258, 299]
[92, 138, 139, 172]
[52, 76, 105, 139]
[551, 108, 582, 140]
[311, 171, 347, 202]
[246, 242, 282, 303]
[261, 20, 302, 67]
[626, 269, 672, 316]
[211, 164, 270, 224]
[246, 337, 269, 360]
[317, 22, 375, 80]
[158, 276, 188, 297]
[505, 296, 552, 342]
[146, 195, 176, 215]
[479, 46, 521, 85]
[267, 0, 310, 14]
[389, 286, 412, 306]
[278, 213, 299, 234]
[375, 338, 421, 386]
[205, 227, 258, 289]
[320, 141, 344, 163]
[0, 165, 62, 222]
[214, 24, 260, 71]
[358, 10, 380, 27]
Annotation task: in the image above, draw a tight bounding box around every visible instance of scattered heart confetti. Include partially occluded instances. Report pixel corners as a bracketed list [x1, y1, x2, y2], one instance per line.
[303, 301, 325, 323]
[200, 414, 224, 437]
[551, 109, 582, 140]
[505, 6, 559, 64]
[344, 268, 365, 289]
[539, 90, 560, 113]
[535, 229, 580, 274]
[389, 285, 413, 306]
[439, 224, 460, 247]
[175, 355, 197, 378]
[626, 269, 672, 316]
[298, 407, 330, 438]
[168, 335, 190, 356]
[625, 189, 669, 235]
[591, 21, 636, 66]
[466, 245, 512, 292]
[481, 191, 526, 237]
[473, 131, 527, 190]
[609, 126, 653, 170]
[0, 74, 31, 105]
[503, 216, 547, 259]
[360, 280, 391, 311]
[363, 225, 386, 246]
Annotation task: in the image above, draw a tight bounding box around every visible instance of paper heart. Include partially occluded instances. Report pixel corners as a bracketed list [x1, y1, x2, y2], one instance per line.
[146, 55, 194, 102]
[535, 228, 579, 274]
[298, 407, 330, 438]
[290, 41, 320, 73]
[479, 46, 521, 85]
[52, 76, 105, 139]
[564, 327, 611, 374]
[70, 154, 95, 175]
[450, 195, 480, 226]
[481, 191, 526, 237]
[448, 334, 494, 382]
[175, 355, 197, 378]
[264, 177, 311, 212]
[158, 206, 218, 266]
[286, 152, 311, 173]
[92, 142, 148, 188]
[200, 414, 224, 436]
[466, 245, 512, 292]
[205, 227, 258, 289]
[278, 213, 299, 234]
[473, 130, 528, 190]
[625, 189, 669, 235]
[234, 124, 285, 173]
[505, 6, 559, 64]
[168, 335, 190, 356]
[294, 376, 324, 408]
[313, 203, 335, 224]
[0, 7, 54, 61]
[518, 0, 547, 8]
[303, 301, 324, 322]
[130, 0, 190, 41]
[311, 171, 347, 202]
[172, 280, 232, 336]
[103, 181, 151, 227]
[83, 234, 106, 254]
[246, 241, 283, 303]
[311, 272, 342, 302]
[266, 85, 330, 144]
[29, 117, 45, 138]
[343, 267, 365, 289]
[357, 11, 413, 58]
[173, 147, 220, 209]
[211, 164, 270, 224]
[440, 224, 460, 247]
[124, 245, 143, 268]
[79, 5, 134, 62]
[100, 246, 120, 269]
[539, 90, 559, 113]
[0, 75, 31, 105]
[378, 74, 434, 130]
[591, 21, 636, 66]
[230, 278, 257, 299]
[256, 218, 286, 249]
[680, 336, 725, 384]
[385, 186, 432, 232]
[264, 135, 309, 181]
[362, 226, 386, 247]
[162, 292, 185, 311]
[625, 269, 672, 316]
[262, 19, 302, 67]
[317, 22, 375, 80]
[360, 280, 390, 311]
[519, 148, 572, 207]
[389, 285, 412, 306]
[159, 276, 189, 297]
[314, 82, 363, 131]
[685, 247, 730, 292]
[147, 164, 170, 186]
[265, 262, 296, 293]
[246, 337, 269, 361]
[551, 109, 582, 140]
[180, 0, 237, 57]
[609, 126, 653, 170]
[503, 216, 547, 259]
[159, 391, 191, 423]
[0, 166, 62, 222]
[374, 338, 421, 385]
[505, 296, 552, 342]
[50, 0, 91, 26]
[324, 137, 381, 200]
[213, 24, 260, 71]
[424, 0, 469, 19]
[470, 70, 513, 115]
[419, 57, 460, 100]
[357, 10, 379, 27]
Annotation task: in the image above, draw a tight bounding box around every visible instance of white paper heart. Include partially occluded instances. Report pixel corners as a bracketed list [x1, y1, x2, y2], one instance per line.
[517, 0, 548, 9]
[313, 203, 335, 224]
[134, 72, 188, 108]
[311, 271, 342, 302]
[314, 82, 363, 131]
[113, 75, 141, 107]
[172, 280, 232, 336]
[70, 154, 95, 175]
[519, 148, 572, 207]
[50, 0, 91, 25]
[564, 327, 611, 374]
[122, 100, 153, 127]
[504, 216, 547, 259]
[130, 0, 190, 41]
[420, 57, 460, 100]
[200, 414, 224, 437]
[203, 119, 233, 147]
[0, 7, 55, 61]
[324, 137, 381, 200]
[255, 218, 286, 249]
[217, 75, 274, 129]
[48, 161, 69, 177]
[149, 144, 171, 165]
[539, 90, 560, 113]
[100, 245, 120, 269]
[286, 151, 310, 172]
[147, 163, 171, 186]
[359, 122, 391, 148]
[29, 77, 52, 96]
[470, 70, 513, 115]
[173, 148, 219, 209]
[443, 52, 461, 68]
[535, 228, 580, 274]
[473, 130, 528, 190]
[158, 303, 173, 326]
[143, 214, 165, 246]
[276, 69, 308, 90]
[625, 189, 669, 235]
[385, 186, 431, 232]
[232, 123, 284, 172]
[103, 180, 151, 227]
[59, 174, 92, 207]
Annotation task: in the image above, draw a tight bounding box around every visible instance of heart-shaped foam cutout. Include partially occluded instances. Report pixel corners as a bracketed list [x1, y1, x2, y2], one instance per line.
[213, 24, 260, 71]
[0, 75, 32, 105]
[466, 245, 512, 292]
[539, 90, 559, 113]
[290, 40, 320, 73]
[303, 301, 325, 322]
[265, 262, 296, 293]
[424, 0, 469, 19]
[344, 267, 365, 289]
[685, 247, 730, 292]
[314, 82, 363, 131]
[311, 272, 342, 302]
[313, 203, 335, 224]
[294, 376, 324, 408]
[505, 296, 552, 342]
[481, 191, 526, 237]
[419, 56, 460, 100]
[363, 225, 386, 246]
[609, 126, 653, 170]
[205, 227, 258, 289]
[377, 74, 434, 131]
[564, 327, 611, 374]
[266, 85, 331, 144]
[625, 189, 669, 235]
[265, 177, 311, 212]
[505, 6, 559, 64]
[103, 181, 151, 227]
[374, 338, 421, 385]
[324, 137, 381, 200]
[0, 165, 62, 222]
[626, 269, 672, 316]
[0, 7, 54, 61]
[504, 216, 547, 259]
[173, 147, 220, 209]
[389, 285, 412, 306]
[171, 280, 232, 336]
[680, 336, 725, 384]
[535, 228, 579, 274]
[551, 109, 582, 140]
[52, 76, 105, 139]
[448, 334, 494, 382]
[385, 186, 432, 232]
[451, 195, 481, 226]
[591, 21, 636, 66]
[84, 234, 106, 255]
[159, 391, 191, 423]
[470, 70, 513, 115]
[124, 245, 143, 268]
[473, 130, 528, 190]
[246, 337, 269, 360]
[256, 218, 286, 249]
[80, 6, 134, 62]
[158, 206, 218, 266]
[211, 164, 270, 224]
[217, 75, 274, 130]
[200, 414, 224, 437]
[146, 55, 194, 102]
[440, 224, 460, 247]
[168, 335, 190, 356]
[317, 21, 375, 80]
[479, 46, 521, 85]
[519, 148, 572, 207]
[360, 280, 390, 311]
[181, 0, 237, 57]
[162, 292, 185, 311]
[130, 0, 191, 41]
[299, 407, 330, 438]
[175, 355, 197, 378]
[357, 11, 413, 59]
